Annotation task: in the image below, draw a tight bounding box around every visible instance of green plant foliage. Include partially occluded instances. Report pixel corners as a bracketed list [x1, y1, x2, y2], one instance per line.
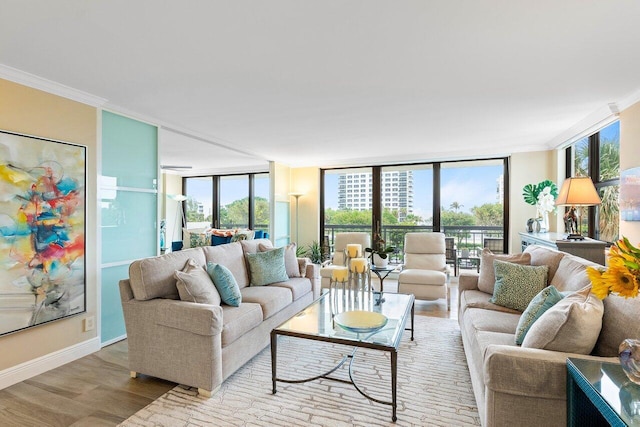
[471, 203, 503, 226]
[522, 180, 558, 206]
[365, 232, 395, 259]
[306, 240, 324, 264]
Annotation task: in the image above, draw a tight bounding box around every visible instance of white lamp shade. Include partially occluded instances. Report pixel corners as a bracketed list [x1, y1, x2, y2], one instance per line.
[555, 177, 601, 206]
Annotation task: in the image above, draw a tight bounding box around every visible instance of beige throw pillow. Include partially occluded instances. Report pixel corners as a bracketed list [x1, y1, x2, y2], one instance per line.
[174, 259, 222, 305]
[478, 248, 531, 294]
[521, 285, 604, 354]
[259, 242, 301, 278]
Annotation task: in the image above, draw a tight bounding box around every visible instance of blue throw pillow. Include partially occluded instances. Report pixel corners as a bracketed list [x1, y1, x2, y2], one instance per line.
[515, 285, 564, 345]
[206, 262, 242, 307]
[245, 246, 289, 286]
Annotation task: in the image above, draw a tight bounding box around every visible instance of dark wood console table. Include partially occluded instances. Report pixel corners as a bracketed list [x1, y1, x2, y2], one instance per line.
[519, 231, 607, 265]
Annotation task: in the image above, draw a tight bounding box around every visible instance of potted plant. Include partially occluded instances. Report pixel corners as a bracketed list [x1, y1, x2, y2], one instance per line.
[365, 233, 395, 267]
[305, 240, 324, 264]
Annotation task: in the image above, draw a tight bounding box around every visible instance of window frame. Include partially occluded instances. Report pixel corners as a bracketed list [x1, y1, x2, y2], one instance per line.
[182, 172, 269, 231]
[320, 157, 509, 253]
[565, 120, 620, 242]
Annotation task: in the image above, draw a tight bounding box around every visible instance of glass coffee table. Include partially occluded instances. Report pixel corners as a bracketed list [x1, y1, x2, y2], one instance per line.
[270, 289, 415, 422]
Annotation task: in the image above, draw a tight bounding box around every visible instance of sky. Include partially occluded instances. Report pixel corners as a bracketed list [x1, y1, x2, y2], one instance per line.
[324, 163, 504, 221]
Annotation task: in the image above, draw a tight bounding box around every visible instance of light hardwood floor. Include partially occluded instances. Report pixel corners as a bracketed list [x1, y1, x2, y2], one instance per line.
[0, 279, 459, 426]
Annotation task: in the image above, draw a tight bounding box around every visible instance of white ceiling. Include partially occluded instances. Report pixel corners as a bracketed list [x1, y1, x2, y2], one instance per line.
[2, 1, 640, 176]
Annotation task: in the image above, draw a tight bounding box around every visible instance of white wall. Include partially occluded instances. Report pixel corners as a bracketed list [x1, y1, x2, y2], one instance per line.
[161, 172, 183, 246]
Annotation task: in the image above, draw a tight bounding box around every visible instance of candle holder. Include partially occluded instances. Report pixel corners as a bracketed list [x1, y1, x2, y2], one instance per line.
[329, 266, 349, 316]
[348, 258, 373, 311]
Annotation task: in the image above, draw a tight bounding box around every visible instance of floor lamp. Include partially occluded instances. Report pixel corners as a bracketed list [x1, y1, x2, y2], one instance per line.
[555, 177, 601, 240]
[289, 192, 304, 244]
[170, 194, 187, 251]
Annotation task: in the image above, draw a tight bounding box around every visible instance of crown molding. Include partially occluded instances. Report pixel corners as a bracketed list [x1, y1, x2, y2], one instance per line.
[545, 87, 640, 150]
[0, 64, 108, 107]
[545, 105, 618, 150]
[617, 87, 640, 111]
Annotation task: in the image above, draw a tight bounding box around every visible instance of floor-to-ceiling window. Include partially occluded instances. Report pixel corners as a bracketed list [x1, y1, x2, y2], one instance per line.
[254, 173, 270, 233]
[184, 176, 213, 230]
[220, 175, 249, 229]
[441, 160, 505, 253]
[323, 168, 373, 249]
[321, 158, 508, 259]
[184, 173, 269, 231]
[379, 165, 433, 263]
[567, 121, 620, 242]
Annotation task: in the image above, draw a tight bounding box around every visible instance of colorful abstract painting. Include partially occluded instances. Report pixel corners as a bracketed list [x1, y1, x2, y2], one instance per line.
[0, 130, 86, 336]
[621, 167, 640, 221]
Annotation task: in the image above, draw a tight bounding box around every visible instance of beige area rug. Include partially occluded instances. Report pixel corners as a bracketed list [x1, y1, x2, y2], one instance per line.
[120, 316, 480, 427]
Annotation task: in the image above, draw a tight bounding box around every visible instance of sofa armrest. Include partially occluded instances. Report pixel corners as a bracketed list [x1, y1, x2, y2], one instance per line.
[297, 257, 311, 277]
[127, 298, 223, 336]
[304, 261, 319, 280]
[483, 344, 617, 399]
[154, 299, 224, 336]
[121, 297, 225, 393]
[458, 272, 480, 292]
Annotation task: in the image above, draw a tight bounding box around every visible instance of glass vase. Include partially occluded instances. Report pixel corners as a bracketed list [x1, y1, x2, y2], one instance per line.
[619, 339, 640, 385]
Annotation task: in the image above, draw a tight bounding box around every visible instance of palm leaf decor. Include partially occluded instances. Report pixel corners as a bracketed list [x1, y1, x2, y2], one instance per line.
[522, 180, 558, 206]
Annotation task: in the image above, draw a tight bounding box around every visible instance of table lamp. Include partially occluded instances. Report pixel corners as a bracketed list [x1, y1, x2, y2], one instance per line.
[555, 177, 601, 240]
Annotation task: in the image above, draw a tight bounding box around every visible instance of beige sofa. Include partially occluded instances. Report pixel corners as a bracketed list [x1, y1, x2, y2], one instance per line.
[119, 239, 319, 397]
[458, 244, 640, 427]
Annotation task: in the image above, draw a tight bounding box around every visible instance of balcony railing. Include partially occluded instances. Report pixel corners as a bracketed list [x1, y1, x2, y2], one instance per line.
[323, 224, 504, 264]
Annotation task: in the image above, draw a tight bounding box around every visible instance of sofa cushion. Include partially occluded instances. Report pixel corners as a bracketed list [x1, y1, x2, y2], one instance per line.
[221, 303, 263, 347]
[245, 247, 289, 286]
[174, 259, 222, 306]
[489, 260, 548, 311]
[269, 277, 312, 301]
[478, 249, 531, 294]
[129, 248, 206, 300]
[463, 307, 521, 335]
[593, 295, 640, 356]
[398, 269, 447, 285]
[240, 286, 293, 319]
[260, 242, 301, 278]
[522, 286, 604, 354]
[460, 289, 521, 316]
[524, 245, 565, 283]
[203, 242, 249, 288]
[207, 262, 242, 307]
[550, 254, 601, 292]
[515, 286, 563, 345]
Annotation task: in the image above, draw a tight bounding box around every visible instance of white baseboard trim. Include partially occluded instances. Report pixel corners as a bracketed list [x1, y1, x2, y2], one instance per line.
[101, 333, 127, 348]
[0, 337, 100, 390]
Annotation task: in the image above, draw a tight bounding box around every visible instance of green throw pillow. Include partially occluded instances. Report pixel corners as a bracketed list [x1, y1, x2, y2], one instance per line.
[190, 232, 208, 248]
[489, 260, 548, 312]
[515, 285, 563, 345]
[245, 246, 289, 286]
[206, 262, 242, 307]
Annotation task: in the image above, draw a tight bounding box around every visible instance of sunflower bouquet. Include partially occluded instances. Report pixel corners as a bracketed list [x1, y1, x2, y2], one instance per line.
[587, 237, 640, 299]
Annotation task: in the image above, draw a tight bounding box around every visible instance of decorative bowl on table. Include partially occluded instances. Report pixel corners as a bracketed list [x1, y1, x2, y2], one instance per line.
[334, 310, 388, 334]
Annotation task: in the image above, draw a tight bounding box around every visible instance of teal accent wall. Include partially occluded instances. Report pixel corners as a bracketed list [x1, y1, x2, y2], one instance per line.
[101, 111, 158, 344]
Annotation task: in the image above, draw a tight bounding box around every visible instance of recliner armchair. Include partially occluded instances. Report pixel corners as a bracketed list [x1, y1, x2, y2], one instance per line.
[398, 232, 450, 310]
[319, 232, 371, 290]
